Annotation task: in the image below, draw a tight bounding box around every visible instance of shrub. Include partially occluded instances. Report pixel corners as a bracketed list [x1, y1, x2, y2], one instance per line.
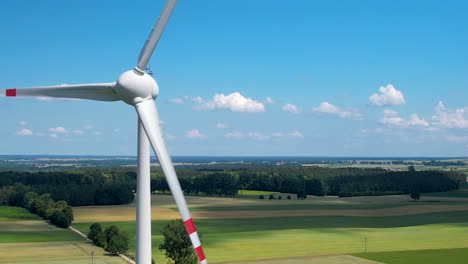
[49, 210, 71, 228]
[160, 220, 198, 264]
[287, 195, 291, 200]
[88, 223, 103, 242]
[268, 194, 274, 200]
[277, 196, 282, 200]
[259, 194, 264, 199]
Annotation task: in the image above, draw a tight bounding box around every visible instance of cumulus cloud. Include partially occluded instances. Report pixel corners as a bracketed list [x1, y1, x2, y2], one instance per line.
[407, 114, 429, 127]
[50, 133, 58, 138]
[312, 102, 362, 119]
[369, 84, 405, 106]
[19, 121, 27, 126]
[265, 97, 275, 104]
[169, 98, 184, 104]
[431, 101, 468, 128]
[216, 122, 228, 129]
[84, 125, 93, 129]
[49, 127, 68, 133]
[16, 129, 33, 136]
[192, 96, 203, 103]
[282, 104, 302, 114]
[72, 130, 84, 135]
[195, 92, 265, 113]
[185, 129, 206, 139]
[379, 110, 428, 127]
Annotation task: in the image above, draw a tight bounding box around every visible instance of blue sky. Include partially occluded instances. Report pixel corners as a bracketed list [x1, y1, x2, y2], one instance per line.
[1, 0, 467, 157]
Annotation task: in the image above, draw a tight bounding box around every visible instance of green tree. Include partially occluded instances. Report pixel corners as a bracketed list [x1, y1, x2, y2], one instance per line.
[95, 232, 107, 248]
[408, 166, 416, 172]
[88, 223, 103, 243]
[297, 189, 307, 200]
[159, 220, 198, 264]
[105, 232, 129, 255]
[49, 210, 71, 228]
[410, 189, 421, 201]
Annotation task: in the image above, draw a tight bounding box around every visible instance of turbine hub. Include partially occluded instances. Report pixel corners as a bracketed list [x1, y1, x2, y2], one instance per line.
[114, 69, 159, 105]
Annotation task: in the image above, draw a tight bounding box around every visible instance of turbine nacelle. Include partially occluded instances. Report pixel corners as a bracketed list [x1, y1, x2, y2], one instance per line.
[114, 69, 159, 105]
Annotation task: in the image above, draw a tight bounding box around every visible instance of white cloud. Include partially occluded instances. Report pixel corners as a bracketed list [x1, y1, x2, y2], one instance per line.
[369, 84, 405, 106]
[19, 121, 27, 126]
[16, 129, 33, 136]
[282, 104, 302, 114]
[185, 129, 206, 139]
[312, 102, 362, 119]
[379, 110, 428, 127]
[265, 97, 275, 104]
[224, 131, 270, 141]
[192, 96, 203, 103]
[94, 131, 102, 136]
[49, 127, 68, 133]
[72, 130, 84, 135]
[169, 98, 184, 104]
[195, 92, 265, 113]
[216, 122, 228, 129]
[407, 114, 429, 127]
[84, 125, 93, 129]
[50, 133, 58, 138]
[431, 101, 468, 128]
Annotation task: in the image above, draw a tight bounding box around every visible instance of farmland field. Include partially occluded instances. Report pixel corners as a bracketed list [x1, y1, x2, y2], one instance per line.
[354, 248, 468, 264]
[72, 192, 468, 263]
[0, 206, 126, 264]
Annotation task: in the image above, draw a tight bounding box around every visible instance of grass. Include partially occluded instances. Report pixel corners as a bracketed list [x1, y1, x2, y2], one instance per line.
[0, 206, 40, 221]
[174, 201, 465, 212]
[0, 241, 126, 264]
[0, 205, 126, 263]
[0, 230, 83, 243]
[354, 248, 468, 264]
[73, 211, 468, 263]
[237, 190, 279, 196]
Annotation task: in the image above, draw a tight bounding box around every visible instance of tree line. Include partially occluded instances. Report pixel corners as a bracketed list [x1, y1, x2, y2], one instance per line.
[0, 183, 73, 227]
[150, 167, 464, 197]
[0, 170, 135, 206]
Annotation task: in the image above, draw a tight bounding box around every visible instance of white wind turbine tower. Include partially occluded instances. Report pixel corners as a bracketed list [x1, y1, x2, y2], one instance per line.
[1, 0, 207, 263]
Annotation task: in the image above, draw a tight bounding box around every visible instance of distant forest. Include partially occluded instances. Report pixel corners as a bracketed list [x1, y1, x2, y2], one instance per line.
[0, 166, 464, 206]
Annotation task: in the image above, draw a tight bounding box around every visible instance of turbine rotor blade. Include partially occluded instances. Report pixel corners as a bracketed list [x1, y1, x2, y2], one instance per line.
[136, 0, 178, 71]
[135, 99, 208, 264]
[1, 83, 118, 101]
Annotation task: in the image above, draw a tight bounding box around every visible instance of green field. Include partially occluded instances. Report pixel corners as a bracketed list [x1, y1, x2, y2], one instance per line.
[0, 206, 40, 221]
[174, 201, 466, 212]
[74, 210, 468, 263]
[0, 206, 126, 264]
[354, 248, 468, 264]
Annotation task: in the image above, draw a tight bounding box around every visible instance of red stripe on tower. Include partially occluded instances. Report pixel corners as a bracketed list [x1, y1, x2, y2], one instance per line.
[184, 218, 196, 234]
[195, 246, 206, 262]
[6, 89, 16, 97]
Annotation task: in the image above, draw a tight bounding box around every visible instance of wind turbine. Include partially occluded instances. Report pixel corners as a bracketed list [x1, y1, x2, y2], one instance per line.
[1, 0, 207, 263]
